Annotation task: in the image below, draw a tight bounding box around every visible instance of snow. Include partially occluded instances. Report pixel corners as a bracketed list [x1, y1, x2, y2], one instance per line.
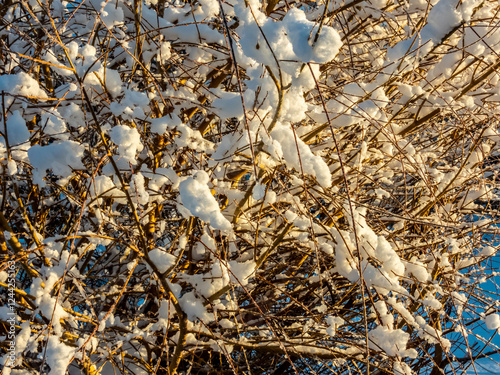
[393, 362, 413, 375]
[423, 0, 464, 43]
[271, 123, 332, 188]
[85, 66, 123, 97]
[211, 91, 245, 120]
[388, 0, 468, 62]
[130, 172, 149, 205]
[148, 248, 176, 273]
[422, 295, 442, 310]
[404, 258, 431, 282]
[334, 205, 405, 294]
[326, 316, 345, 336]
[368, 326, 417, 358]
[252, 182, 266, 200]
[109, 125, 143, 165]
[480, 246, 496, 257]
[150, 115, 212, 152]
[28, 141, 85, 186]
[415, 315, 451, 350]
[236, 5, 341, 67]
[374, 300, 393, 328]
[179, 258, 255, 319]
[282, 8, 342, 64]
[158, 299, 172, 321]
[90, 175, 122, 203]
[483, 314, 500, 331]
[150, 114, 182, 134]
[7, 159, 17, 176]
[114, 89, 149, 117]
[4, 0, 500, 372]
[101, 1, 124, 29]
[2, 111, 30, 148]
[13, 321, 31, 365]
[41, 110, 68, 139]
[45, 336, 76, 375]
[184, 259, 230, 298]
[179, 291, 212, 322]
[333, 229, 359, 282]
[179, 171, 232, 231]
[0, 73, 47, 106]
[60, 103, 85, 128]
[158, 41, 171, 64]
[198, 0, 219, 18]
[228, 260, 256, 286]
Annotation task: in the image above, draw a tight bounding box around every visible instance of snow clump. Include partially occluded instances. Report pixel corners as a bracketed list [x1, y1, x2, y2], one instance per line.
[179, 171, 232, 231]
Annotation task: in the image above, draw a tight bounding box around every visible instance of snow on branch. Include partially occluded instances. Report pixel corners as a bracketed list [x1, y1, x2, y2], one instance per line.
[1, 0, 500, 373]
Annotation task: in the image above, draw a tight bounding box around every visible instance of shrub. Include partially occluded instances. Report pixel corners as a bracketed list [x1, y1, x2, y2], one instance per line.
[1, 0, 500, 373]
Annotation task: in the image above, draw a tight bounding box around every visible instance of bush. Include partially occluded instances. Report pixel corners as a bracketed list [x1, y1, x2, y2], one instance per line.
[1, 0, 500, 373]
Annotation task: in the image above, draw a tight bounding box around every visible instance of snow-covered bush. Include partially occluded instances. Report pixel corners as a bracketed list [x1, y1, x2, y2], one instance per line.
[1, 0, 500, 373]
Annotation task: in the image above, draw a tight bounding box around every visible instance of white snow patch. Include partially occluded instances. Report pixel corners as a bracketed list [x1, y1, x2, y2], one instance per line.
[282, 8, 342, 63]
[45, 336, 76, 375]
[271, 123, 331, 187]
[368, 326, 416, 358]
[28, 141, 85, 186]
[149, 248, 177, 274]
[483, 314, 500, 331]
[179, 171, 232, 231]
[109, 125, 143, 165]
[2, 111, 30, 148]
